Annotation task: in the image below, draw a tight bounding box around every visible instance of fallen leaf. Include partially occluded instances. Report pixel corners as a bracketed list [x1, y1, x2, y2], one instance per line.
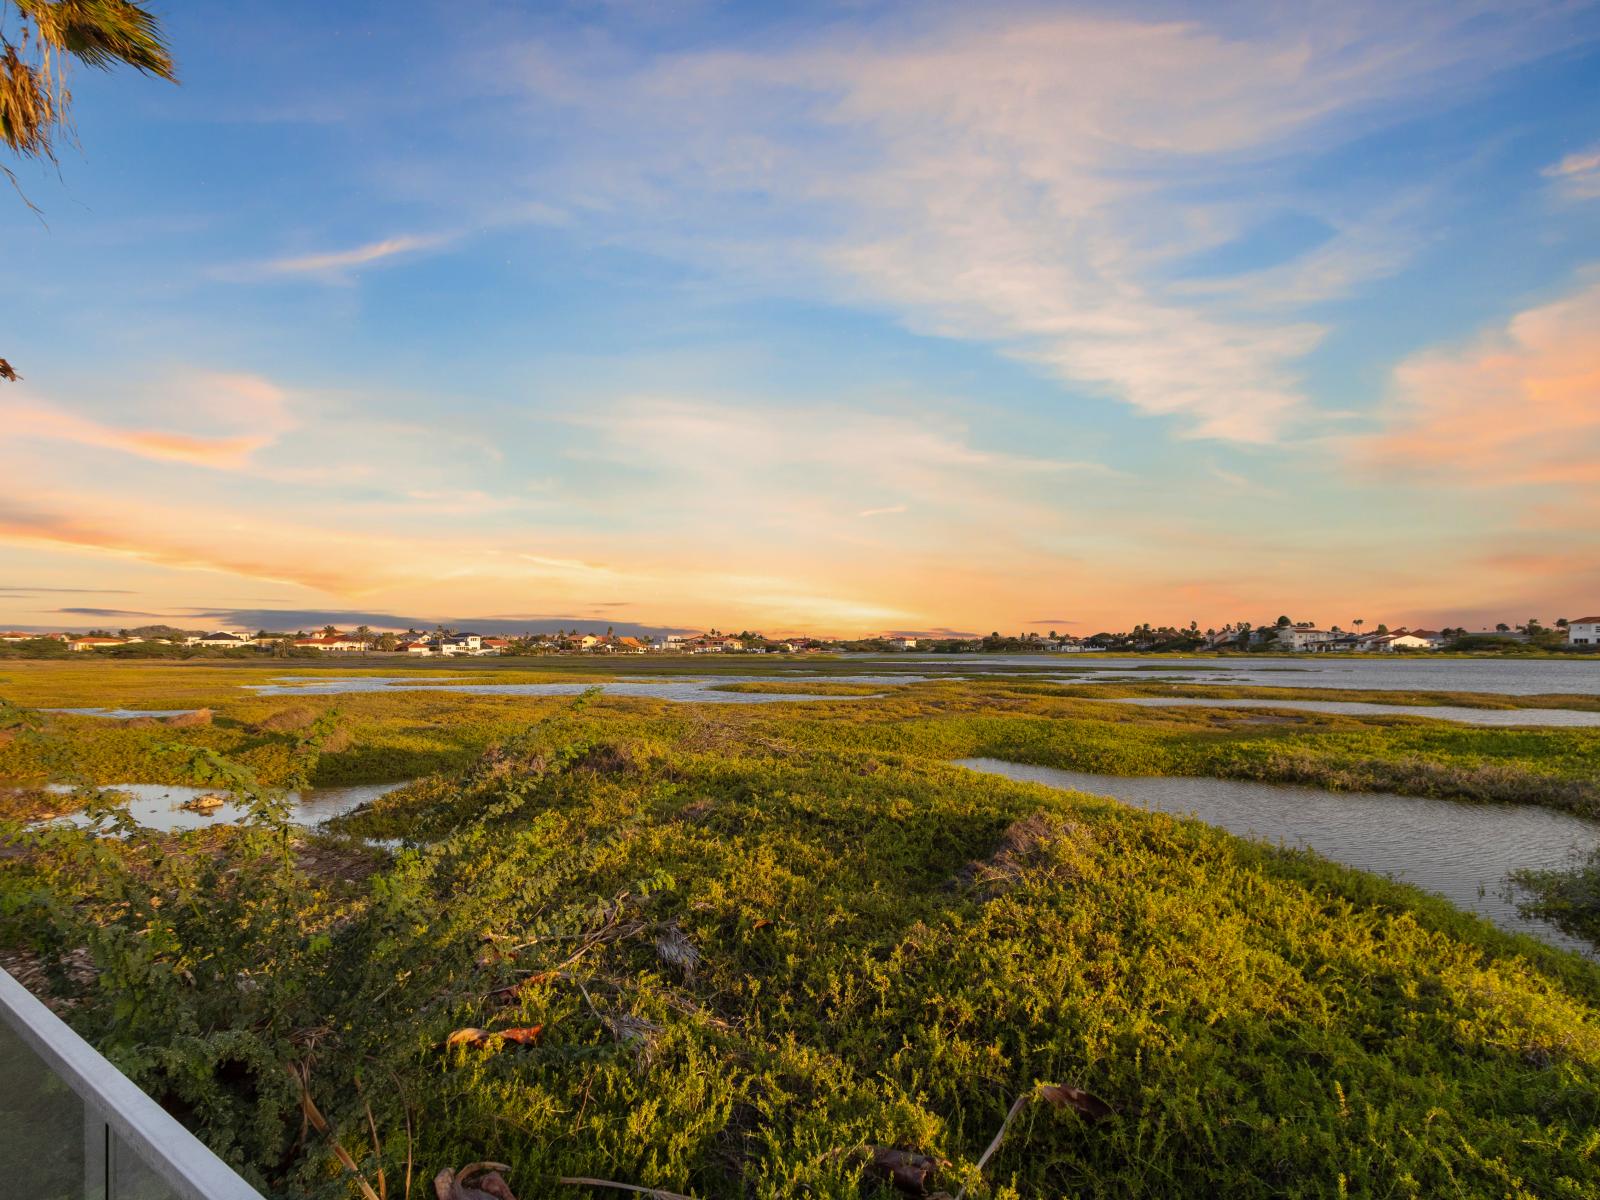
[864, 1146, 940, 1194]
[446, 1026, 543, 1049]
[435, 1161, 517, 1200]
[1037, 1083, 1112, 1122]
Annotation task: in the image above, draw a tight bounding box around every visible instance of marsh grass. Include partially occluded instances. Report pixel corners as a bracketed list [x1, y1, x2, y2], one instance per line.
[4, 706, 1600, 1198]
[4, 662, 1599, 817]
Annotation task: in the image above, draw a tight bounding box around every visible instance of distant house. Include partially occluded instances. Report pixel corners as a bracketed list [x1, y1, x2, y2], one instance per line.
[1369, 631, 1436, 651]
[189, 631, 251, 649]
[292, 634, 365, 652]
[885, 636, 918, 650]
[403, 641, 433, 655]
[0, 631, 50, 642]
[479, 637, 510, 654]
[1568, 618, 1600, 647]
[67, 636, 133, 651]
[611, 636, 644, 653]
[438, 634, 484, 655]
[660, 633, 701, 652]
[1273, 626, 1337, 652]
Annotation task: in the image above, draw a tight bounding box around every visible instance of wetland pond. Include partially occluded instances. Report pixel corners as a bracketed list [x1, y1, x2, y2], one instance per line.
[956, 758, 1598, 955]
[44, 781, 407, 833]
[1108, 697, 1600, 726]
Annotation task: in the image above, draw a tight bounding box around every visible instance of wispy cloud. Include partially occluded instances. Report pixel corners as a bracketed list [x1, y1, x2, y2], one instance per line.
[6, 373, 296, 471]
[232, 233, 453, 282]
[56, 607, 163, 618]
[0, 586, 137, 595]
[8, 406, 274, 469]
[484, 3, 1581, 442]
[1543, 141, 1600, 201]
[857, 504, 907, 518]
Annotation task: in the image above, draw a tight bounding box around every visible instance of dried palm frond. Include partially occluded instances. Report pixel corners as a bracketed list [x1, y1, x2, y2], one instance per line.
[2, 1, 175, 162]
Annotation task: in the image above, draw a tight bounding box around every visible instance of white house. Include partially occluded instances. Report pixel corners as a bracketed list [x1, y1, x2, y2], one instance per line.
[1274, 626, 1338, 651]
[67, 636, 134, 651]
[438, 634, 484, 655]
[292, 634, 365, 652]
[189, 631, 251, 649]
[1568, 617, 1600, 647]
[1374, 631, 1436, 651]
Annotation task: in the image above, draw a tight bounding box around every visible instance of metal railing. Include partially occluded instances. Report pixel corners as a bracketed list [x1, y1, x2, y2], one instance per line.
[0, 966, 266, 1200]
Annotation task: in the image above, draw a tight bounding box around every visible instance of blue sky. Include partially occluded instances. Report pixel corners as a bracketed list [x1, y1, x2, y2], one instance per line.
[2, 0, 1599, 635]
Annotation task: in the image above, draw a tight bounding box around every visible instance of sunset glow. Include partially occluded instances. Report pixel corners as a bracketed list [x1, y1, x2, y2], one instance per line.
[3, 2, 1598, 636]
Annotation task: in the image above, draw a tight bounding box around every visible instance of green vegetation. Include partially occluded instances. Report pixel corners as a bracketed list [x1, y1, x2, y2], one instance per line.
[3, 661, 1600, 1197]
[1514, 850, 1600, 946]
[3, 661, 1598, 816]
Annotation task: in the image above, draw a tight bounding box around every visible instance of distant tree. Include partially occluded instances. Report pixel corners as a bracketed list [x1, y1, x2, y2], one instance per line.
[1375, 624, 1389, 635]
[1496, 623, 1511, 633]
[377, 632, 397, 652]
[1276, 615, 1291, 628]
[1556, 618, 1569, 628]
[1352, 619, 1364, 633]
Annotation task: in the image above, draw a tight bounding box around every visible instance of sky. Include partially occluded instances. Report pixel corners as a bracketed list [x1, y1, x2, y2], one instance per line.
[2, 0, 1599, 638]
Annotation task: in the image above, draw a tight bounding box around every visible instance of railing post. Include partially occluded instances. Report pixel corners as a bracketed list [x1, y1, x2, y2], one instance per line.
[84, 1104, 107, 1200]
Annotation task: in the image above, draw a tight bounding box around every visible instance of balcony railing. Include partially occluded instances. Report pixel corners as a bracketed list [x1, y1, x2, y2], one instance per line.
[0, 966, 266, 1200]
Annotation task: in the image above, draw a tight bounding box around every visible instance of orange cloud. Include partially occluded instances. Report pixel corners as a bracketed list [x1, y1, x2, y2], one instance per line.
[8, 404, 272, 468]
[6, 373, 296, 470]
[1357, 278, 1600, 488]
[0, 502, 370, 593]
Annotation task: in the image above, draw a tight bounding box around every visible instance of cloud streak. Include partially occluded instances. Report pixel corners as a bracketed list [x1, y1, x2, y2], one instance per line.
[487, 2, 1583, 442]
[4, 373, 296, 471]
[1544, 141, 1600, 201]
[233, 233, 453, 282]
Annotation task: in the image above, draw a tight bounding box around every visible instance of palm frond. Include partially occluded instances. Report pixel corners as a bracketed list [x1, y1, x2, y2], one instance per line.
[14, 0, 176, 79]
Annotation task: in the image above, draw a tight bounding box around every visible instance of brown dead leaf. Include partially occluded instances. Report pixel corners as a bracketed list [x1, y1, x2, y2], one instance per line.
[435, 1161, 517, 1200]
[445, 1026, 543, 1049]
[864, 1146, 941, 1194]
[1037, 1082, 1113, 1122]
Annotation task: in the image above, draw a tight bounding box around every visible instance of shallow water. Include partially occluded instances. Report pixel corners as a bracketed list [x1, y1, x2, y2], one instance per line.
[45, 781, 407, 833]
[955, 757, 1598, 955]
[43, 707, 201, 720]
[848, 653, 1600, 696]
[1109, 696, 1600, 727]
[242, 657, 1600, 713]
[246, 675, 898, 704]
